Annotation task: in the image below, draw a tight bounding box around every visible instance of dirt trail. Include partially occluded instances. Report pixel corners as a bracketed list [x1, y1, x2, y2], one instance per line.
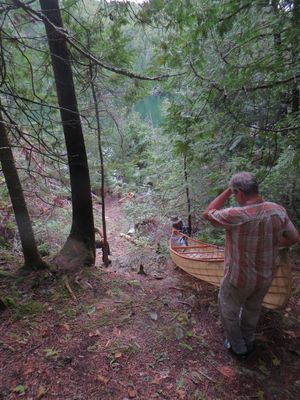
[98, 196, 130, 259]
[0, 197, 300, 399]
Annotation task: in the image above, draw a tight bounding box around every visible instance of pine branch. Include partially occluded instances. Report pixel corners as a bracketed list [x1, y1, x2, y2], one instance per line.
[218, 2, 252, 22]
[242, 74, 300, 92]
[13, 0, 186, 81]
[190, 61, 300, 94]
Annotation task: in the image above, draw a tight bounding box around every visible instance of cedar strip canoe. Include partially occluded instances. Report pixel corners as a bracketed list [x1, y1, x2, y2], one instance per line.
[169, 229, 292, 310]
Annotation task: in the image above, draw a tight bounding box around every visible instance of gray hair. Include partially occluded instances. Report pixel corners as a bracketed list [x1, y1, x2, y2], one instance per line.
[229, 172, 259, 195]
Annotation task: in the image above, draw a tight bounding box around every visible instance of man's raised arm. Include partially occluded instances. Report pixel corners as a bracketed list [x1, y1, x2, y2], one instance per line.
[203, 188, 232, 221]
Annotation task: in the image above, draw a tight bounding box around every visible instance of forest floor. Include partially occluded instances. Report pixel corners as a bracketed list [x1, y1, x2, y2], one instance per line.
[0, 196, 300, 400]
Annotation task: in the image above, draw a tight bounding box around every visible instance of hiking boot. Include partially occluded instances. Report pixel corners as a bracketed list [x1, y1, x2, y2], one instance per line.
[224, 338, 252, 361]
[224, 338, 232, 350]
[246, 341, 256, 353]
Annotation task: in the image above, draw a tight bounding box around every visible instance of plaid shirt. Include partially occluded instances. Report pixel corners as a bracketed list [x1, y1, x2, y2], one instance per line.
[208, 202, 298, 288]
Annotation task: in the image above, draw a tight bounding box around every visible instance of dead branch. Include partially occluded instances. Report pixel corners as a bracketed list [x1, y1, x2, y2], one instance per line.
[63, 275, 77, 301]
[120, 233, 138, 245]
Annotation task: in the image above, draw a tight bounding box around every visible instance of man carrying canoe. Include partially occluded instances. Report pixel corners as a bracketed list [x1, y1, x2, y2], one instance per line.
[203, 172, 299, 360]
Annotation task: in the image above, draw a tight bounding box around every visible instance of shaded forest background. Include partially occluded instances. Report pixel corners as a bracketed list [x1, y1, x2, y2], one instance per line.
[1, 0, 300, 270]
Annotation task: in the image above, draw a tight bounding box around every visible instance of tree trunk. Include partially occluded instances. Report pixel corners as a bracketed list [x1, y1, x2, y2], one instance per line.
[292, 0, 300, 114]
[39, 0, 95, 270]
[89, 63, 110, 267]
[183, 153, 192, 236]
[0, 109, 48, 270]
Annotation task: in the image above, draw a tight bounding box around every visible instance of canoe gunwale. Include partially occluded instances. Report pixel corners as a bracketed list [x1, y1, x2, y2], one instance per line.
[169, 229, 225, 262]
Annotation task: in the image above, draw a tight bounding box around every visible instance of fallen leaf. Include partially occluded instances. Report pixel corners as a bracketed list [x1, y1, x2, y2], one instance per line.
[97, 375, 110, 384]
[38, 326, 50, 337]
[37, 386, 48, 399]
[190, 371, 202, 384]
[256, 390, 264, 400]
[89, 329, 101, 337]
[176, 388, 186, 399]
[150, 311, 158, 321]
[62, 323, 70, 331]
[113, 327, 121, 336]
[258, 364, 270, 376]
[175, 325, 185, 340]
[114, 351, 122, 359]
[217, 365, 236, 379]
[128, 387, 137, 398]
[283, 330, 298, 339]
[24, 366, 34, 376]
[272, 357, 281, 366]
[151, 375, 162, 385]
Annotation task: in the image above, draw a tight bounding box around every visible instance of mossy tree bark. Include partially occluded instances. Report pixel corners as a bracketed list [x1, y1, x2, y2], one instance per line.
[39, 0, 95, 270]
[0, 109, 48, 270]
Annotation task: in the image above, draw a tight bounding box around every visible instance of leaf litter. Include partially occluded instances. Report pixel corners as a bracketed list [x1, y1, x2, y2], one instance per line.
[0, 196, 300, 399]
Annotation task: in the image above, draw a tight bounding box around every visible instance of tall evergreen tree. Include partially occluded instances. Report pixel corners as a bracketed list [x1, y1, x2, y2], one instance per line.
[39, 0, 95, 269]
[0, 107, 48, 270]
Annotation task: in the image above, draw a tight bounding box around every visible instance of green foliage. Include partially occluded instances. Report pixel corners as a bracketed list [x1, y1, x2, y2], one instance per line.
[0, 196, 17, 249]
[12, 385, 27, 395]
[33, 208, 72, 254]
[37, 242, 51, 257]
[1, 0, 300, 264]
[1, 296, 17, 308]
[45, 348, 61, 360]
[105, 111, 154, 190]
[63, 307, 77, 318]
[196, 225, 225, 247]
[137, 0, 300, 223]
[15, 300, 48, 320]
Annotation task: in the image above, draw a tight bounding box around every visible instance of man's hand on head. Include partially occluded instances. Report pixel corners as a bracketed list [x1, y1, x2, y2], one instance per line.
[203, 187, 232, 220]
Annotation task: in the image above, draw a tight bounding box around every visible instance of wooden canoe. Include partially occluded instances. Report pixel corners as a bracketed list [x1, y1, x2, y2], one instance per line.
[169, 229, 292, 310]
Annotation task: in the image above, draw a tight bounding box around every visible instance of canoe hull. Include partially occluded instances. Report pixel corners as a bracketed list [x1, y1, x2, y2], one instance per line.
[169, 231, 292, 310]
[170, 251, 224, 287]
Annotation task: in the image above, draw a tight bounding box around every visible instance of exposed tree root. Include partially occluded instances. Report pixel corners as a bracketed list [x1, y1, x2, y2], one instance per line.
[53, 236, 95, 272]
[21, 259, 50, 272]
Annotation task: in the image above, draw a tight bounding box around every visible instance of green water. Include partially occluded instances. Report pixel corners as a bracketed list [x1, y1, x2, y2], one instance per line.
[134, 95, 165, 127]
